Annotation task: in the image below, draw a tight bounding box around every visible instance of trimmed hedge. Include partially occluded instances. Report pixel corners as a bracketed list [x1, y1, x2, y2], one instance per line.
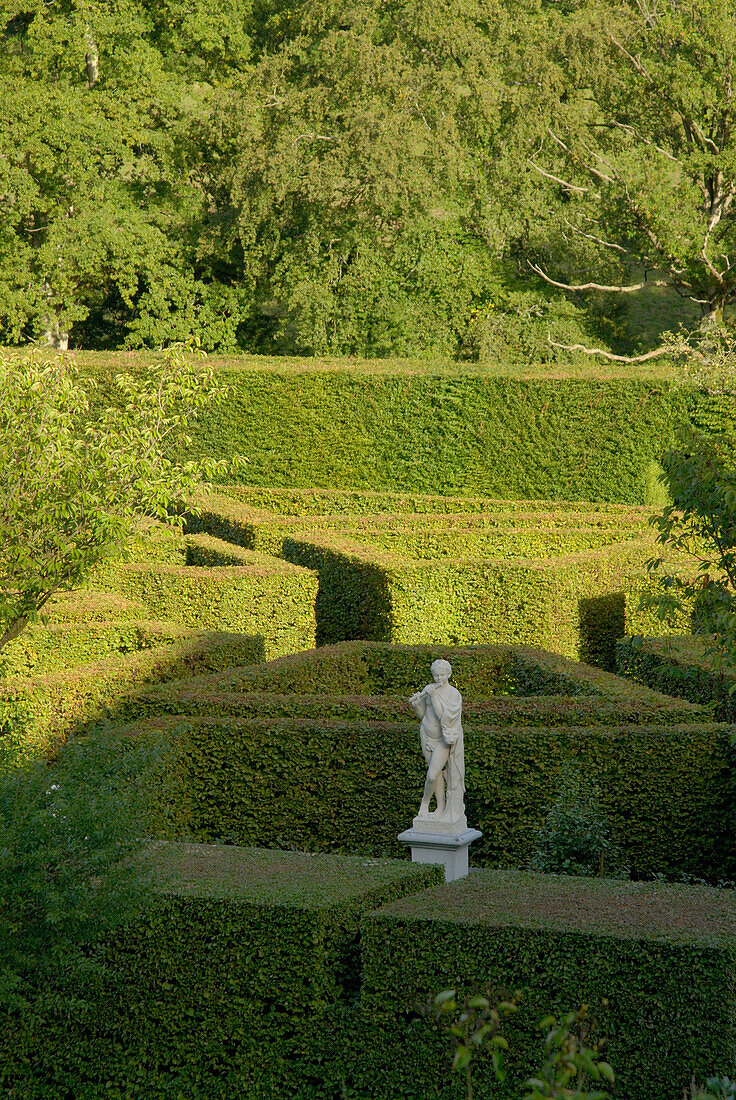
[359, 870, 736, 1100]
[617, 634, 736, 721]
[0, 619, 189, 677]
[0, 632, 266, 758]
[187, 490, 686, 667]
[45, 589, 150, 623]
[155, 365, 702, 504]
[97, 547, 317, 659]
[210, 484, 658, 517]
[132, 640, 705, 713]
[283, 532, 682, 665]
[1, 842, 442, 1099]
[107, 639, 726, 878]
[127, 713, 731, 878]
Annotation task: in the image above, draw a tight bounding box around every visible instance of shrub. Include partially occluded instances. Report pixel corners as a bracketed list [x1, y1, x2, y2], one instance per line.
[617, 635, 736, 721]
[0, 842, 441, 1099]
[529, 771, 629, 879]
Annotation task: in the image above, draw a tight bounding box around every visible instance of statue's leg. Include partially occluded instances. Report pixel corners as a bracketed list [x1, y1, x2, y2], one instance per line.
[419, 744, 450, 816]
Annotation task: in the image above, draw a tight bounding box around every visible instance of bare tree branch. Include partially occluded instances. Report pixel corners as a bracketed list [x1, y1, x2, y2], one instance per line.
[547, 335, 670, 362]
[528, 260, 667, 293]
[562, 218, 628, 254]
[528, 160, 592, 194]
[547, 128, 615, 184]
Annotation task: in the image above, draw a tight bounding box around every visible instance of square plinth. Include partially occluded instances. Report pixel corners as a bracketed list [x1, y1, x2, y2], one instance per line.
[397, 827, 482, 882]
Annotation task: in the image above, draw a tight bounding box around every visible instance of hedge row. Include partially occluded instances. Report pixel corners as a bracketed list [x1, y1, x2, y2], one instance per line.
[617, 635, 736, 722]
[147, 366, 703, 503]
[360, 870, 736, 1100]
[283, 533, 685, 666]
[1, 619, 189, 678]
[6, 846, 734, 1099]
[0, 843, 441, 1099]
[187, 491, 684, 667]
[123, 710, 729, 879]
[133, 641, 705, 717]
[211, 484, 658, 517]
[97, 539, 317, 659]
[0, 633, 266, 758]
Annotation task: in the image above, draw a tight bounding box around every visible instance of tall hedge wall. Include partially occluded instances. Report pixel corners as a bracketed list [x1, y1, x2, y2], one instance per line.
[359, 870, 736, 1100]
[132, 713, 731, 878]
[169, 366, 699, 503]
[283, 532, 682, 665]
[617, 635, 736, 722]
[0, 843, 441, 1099]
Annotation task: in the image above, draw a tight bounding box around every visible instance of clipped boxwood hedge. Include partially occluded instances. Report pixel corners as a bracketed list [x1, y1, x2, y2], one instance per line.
[131, 713, 731, 879]
[283, 532, 681, 666]
[1, 843, 442, 1100]
[146, 364, 702, 504]
[617, 635, 736, 721]
[0, 632, 267, 758]
[0, 618, 189, 678]
[187, 490, 682, 667]
[109, 643, 726, 878]
[97, 547, 317, 659]
[358, 870, 736, 1100]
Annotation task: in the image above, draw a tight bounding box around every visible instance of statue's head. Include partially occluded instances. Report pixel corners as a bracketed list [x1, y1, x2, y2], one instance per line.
[430, 658, 452, 684]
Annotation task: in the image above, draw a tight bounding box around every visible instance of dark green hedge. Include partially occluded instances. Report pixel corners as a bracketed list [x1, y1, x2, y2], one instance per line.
[173, 367, 700, 504]
[133, 640, 706, 716]
[0, 842, 441, 1099]
[0, 633, 266, 758]
[358, 870, 736, 1100]
[128, 711, 730, 878]
[617, 635, 736, 721]
[99, 554, 317, 659]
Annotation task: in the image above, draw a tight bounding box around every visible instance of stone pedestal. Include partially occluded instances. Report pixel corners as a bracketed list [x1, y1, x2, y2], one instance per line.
[398, 826, 482, 882]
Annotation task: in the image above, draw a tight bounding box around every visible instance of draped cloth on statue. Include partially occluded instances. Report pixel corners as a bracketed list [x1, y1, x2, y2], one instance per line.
[422, 681, 465, 823]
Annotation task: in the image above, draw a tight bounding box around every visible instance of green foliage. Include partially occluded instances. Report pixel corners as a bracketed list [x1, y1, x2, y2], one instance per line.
[643, 327, 736, 676]
[432, 987, 520, 1097]
[360, 870, 736, 1100]
[110, 642, 730, 879]
[617, 634, 736, 723]
[510, 0, 736, 329]
[523, 1007, 614, 1100]
[530, 771, 629, 879]
[151, 362, 703, 503]
[0, 841, 441, 1097]
[0, 631, 267, 758]
[0, 732, 164, 1015]
[0, 345, 237, 653]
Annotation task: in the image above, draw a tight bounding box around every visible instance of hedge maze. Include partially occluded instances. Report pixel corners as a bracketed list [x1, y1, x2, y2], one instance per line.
[187, 486, 685, 666]
[3, 481, 734, 1097]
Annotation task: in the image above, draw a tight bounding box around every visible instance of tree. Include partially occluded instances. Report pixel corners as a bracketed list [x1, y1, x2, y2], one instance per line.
[509, 0, 736, 350]
[0, 344, 235, 653]
[0, 0, 228, 349]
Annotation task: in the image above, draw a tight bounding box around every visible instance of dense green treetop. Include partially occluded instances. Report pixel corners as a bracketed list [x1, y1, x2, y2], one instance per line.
[0, 0, 725, 356]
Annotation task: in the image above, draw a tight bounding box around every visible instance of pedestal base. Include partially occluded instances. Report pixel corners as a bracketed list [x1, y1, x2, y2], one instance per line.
[397, 826, 482, 882]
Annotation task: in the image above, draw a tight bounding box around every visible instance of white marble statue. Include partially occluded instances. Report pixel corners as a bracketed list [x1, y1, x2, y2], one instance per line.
[409, 659, 467, 833]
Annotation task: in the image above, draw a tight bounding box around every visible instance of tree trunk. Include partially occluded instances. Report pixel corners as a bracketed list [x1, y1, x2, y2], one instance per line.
[85, 26, 99, 88]
[44, 320, 69, 351]
[0, 615, 30, 653]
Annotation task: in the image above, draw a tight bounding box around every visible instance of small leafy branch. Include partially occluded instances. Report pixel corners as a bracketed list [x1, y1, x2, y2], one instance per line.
[524, 1007, 614, 1100]
[432, 987, 520, 1100]
[433, 992, 613, 1100]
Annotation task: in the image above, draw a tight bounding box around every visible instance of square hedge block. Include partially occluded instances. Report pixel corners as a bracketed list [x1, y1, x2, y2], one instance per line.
[359, 870, 736, 1100]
